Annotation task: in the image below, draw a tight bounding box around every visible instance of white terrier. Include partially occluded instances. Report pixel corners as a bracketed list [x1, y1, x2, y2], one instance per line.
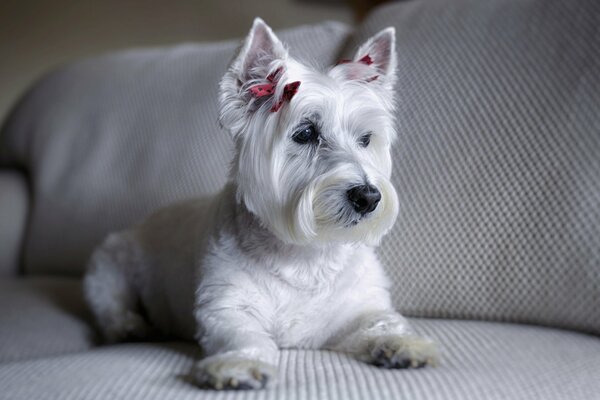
[84, 18, 438, 390]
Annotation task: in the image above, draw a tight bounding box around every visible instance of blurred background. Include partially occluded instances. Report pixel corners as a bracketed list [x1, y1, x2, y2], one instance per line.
[0, 0, 364, 123]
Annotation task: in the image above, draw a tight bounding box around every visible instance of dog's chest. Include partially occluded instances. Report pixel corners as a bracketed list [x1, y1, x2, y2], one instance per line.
[269, 289, 340, 348]
[262, 256, 358, 348]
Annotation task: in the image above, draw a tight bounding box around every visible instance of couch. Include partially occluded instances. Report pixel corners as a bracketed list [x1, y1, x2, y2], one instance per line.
[1, 0, 599, 399]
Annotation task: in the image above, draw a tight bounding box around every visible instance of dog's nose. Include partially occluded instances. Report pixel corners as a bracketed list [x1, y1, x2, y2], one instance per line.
[347, 185, 381, 215]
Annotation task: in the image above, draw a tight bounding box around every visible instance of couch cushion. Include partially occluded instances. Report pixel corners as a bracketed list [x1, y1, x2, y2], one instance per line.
[1, 319, 599, 400]
[0, 170, 28, 276]
[0, 21, 350, 276]
[0, 277, 96, 362]
[342, 0, 600, 334]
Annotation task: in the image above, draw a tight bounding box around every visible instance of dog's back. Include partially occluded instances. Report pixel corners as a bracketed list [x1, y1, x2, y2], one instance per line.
[84, 187, 230, 342]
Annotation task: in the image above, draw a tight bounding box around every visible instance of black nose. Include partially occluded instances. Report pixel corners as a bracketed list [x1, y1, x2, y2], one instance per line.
[347, 184, 381, 215]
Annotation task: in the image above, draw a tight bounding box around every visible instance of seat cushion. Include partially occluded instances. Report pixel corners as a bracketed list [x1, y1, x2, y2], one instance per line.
[345, 0, 600, 334]
[1, 319, 599, 400]
[0, 277, 96, 362]
[0, 21, 350, 276]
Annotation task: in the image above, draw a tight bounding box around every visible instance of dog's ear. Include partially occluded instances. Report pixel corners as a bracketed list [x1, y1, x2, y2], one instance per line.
[235, 18, 288, 82]
[339, 27, 397, 91]
[219, 18, 289, 135]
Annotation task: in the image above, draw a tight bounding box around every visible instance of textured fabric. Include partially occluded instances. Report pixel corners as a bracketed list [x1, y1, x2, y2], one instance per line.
[1, 319, 599, 400]
[342, 0, 600, 334]
[0, 22, 350, 276]
[0, 277, 96, 362]
[0, 171, 28, 275]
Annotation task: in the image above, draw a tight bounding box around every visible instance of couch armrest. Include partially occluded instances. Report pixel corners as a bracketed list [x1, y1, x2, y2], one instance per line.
[0, 170, 28, 275]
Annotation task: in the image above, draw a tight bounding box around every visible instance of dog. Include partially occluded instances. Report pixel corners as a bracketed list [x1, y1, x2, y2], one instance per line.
[84, 18, 438, 390]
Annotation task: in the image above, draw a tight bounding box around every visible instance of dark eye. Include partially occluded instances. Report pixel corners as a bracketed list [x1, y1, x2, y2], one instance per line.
[359, 133, 372, 148]
[293, 123, 319, 144]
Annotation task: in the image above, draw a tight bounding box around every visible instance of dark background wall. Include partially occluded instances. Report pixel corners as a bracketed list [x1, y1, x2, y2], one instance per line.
[0, 0, 352, 122]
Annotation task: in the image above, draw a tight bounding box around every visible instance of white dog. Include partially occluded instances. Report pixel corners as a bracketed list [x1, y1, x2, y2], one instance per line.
[84, 18, 438, 390]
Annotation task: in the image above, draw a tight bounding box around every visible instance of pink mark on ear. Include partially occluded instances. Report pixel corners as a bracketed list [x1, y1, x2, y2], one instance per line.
[333, 54, 379, 83]
[270, 81, 301, 112]
[335, 54, 374, 66]
[359, 55, 374, 65]
[248, 66, 284, 98]
[247, 66, 300, 112]
[266, 67, 283, 83]
[249, 83, 275, 97]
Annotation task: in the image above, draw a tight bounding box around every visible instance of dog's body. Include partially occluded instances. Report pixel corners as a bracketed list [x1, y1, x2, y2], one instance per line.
[86, 183, 404, 346]
[84, 18, 438, 390]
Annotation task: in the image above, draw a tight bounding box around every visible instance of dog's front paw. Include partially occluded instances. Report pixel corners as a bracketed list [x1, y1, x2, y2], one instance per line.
[194, 355, 276, 390]
[367, 335, 439, 369]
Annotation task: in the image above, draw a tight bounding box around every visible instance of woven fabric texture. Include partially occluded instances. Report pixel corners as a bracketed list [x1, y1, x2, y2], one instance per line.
[341, 0, 600, 334]
[0, 277, 96, 362]
[1, 319, 599, 400]
[0, 22, 351, 276]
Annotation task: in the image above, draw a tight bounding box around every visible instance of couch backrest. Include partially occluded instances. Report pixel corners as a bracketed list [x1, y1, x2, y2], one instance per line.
[349, 0, 600, 334]
[0, 22, 351, 276]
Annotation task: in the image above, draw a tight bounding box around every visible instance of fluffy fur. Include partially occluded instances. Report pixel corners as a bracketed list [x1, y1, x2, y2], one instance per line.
[84, 18, 439, 390]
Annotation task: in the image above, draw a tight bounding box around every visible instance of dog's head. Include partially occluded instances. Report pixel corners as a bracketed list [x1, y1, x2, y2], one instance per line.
[220, 18, 399, 246]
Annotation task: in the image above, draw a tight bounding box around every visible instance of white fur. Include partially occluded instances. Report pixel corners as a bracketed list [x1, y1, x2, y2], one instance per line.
[84, 18, 438, 390]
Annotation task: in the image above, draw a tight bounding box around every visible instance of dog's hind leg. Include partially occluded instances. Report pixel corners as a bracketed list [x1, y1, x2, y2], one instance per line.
[83, 232, 150, 343]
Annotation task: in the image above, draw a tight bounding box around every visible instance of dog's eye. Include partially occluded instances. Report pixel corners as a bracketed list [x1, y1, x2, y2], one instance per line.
[293, 124, 319, 144]
[358, 133, 372, 148]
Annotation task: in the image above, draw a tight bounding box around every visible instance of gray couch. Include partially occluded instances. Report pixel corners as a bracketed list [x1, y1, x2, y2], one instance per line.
[1, 0, 599, 399]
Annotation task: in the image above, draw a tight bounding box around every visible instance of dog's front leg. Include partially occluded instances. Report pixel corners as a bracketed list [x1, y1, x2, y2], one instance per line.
[328, 310, 439, 369]
[193, 302, 278, 390]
